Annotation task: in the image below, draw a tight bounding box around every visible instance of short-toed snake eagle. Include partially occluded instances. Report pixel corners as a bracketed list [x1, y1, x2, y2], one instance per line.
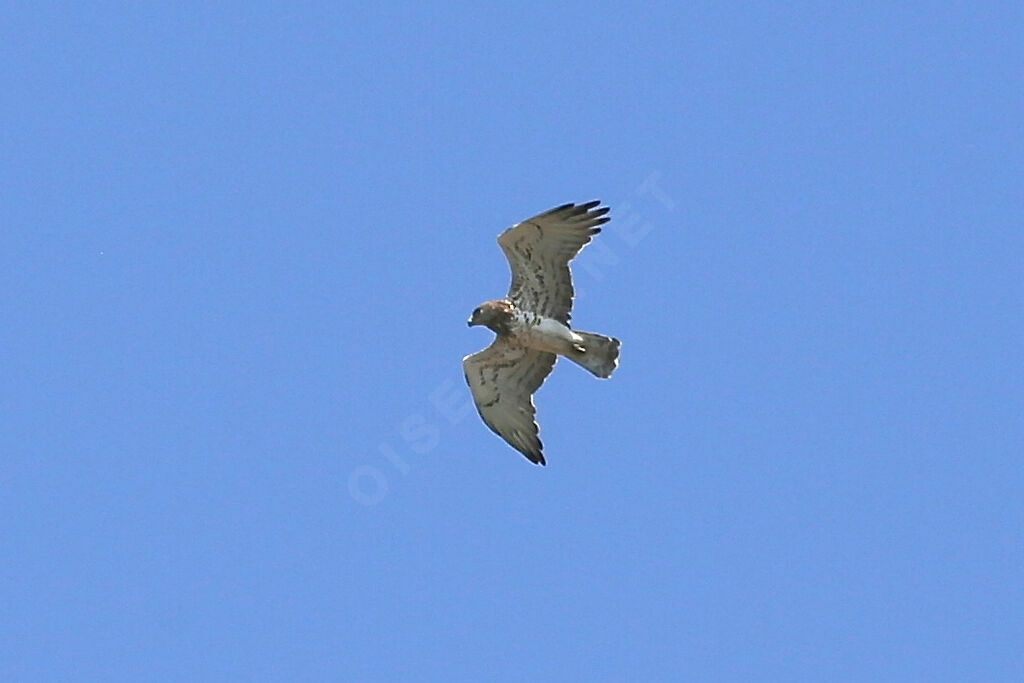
[464, 201, 621, 465]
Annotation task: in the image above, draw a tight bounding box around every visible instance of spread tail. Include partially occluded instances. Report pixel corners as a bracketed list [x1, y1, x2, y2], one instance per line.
[567, 331, 621, 379]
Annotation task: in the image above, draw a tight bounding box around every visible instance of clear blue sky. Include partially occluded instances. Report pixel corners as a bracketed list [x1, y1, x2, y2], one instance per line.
[2, 2, 1022, 680]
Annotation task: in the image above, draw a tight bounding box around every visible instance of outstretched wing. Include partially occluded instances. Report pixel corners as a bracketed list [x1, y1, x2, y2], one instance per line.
[498, 201, 609, 325]
[463, 338, 557, 464]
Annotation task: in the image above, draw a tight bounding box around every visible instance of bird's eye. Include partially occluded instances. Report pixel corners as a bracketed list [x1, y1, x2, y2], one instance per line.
[473, 308, 481, 316]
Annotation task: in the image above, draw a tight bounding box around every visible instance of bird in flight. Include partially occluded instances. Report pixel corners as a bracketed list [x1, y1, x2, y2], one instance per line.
[464, 201, 621, 465]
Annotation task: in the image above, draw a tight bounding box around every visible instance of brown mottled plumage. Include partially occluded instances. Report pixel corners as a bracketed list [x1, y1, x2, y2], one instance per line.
[463, 201, 621, 465]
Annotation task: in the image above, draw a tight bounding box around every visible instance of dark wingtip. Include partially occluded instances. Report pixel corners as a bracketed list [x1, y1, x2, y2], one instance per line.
[545, 202, 575, 215]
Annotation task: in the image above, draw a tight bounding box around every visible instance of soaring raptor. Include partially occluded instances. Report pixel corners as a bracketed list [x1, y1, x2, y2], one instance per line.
[464, 201, 621, 465]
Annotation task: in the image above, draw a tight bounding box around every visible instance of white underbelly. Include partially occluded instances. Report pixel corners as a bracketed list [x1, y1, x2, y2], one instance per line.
[515, 316, 582, 354]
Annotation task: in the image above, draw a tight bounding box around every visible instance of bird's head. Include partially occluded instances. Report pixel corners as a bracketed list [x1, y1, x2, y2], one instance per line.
[467, 305, 483, 327]
[467, 300, 513, 330]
